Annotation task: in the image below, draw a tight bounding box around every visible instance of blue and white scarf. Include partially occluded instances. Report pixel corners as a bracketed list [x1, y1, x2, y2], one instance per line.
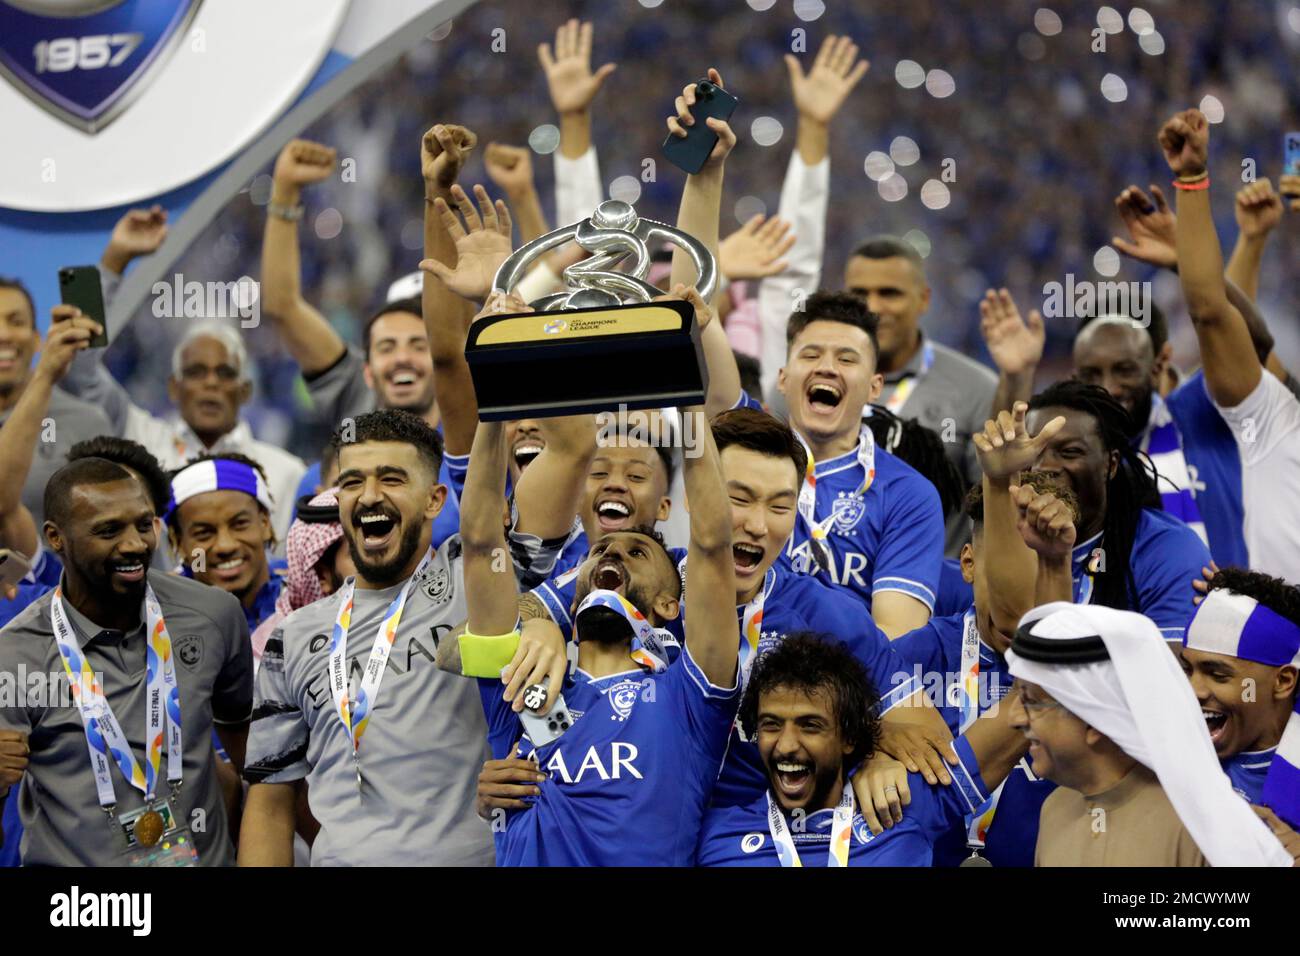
[1142, 395, 1207, 546]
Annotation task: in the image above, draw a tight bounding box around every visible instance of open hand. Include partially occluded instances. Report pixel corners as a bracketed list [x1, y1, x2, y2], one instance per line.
[1112, 183, 1177, 268]
[979, 288, 1044, 377]
[720, 214, 795, 280]
[538, 19, 616, 116]
[785, 34, 869, 126]
[420, 184, 513, 302]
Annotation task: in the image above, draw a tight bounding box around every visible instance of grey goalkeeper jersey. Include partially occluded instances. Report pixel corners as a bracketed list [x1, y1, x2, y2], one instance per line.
[245, 535, 494, 866]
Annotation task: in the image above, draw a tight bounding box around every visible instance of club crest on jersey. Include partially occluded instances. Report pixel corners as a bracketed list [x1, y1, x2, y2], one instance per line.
[741, 832, 766, 854]
[423, 566, 452, 604]
[853, 817, 875, 845]
[831, 492, 865, 533]
[174, 634, 202, 669]
[755, 630, 783, 657]
[0, 0, 204, 133]
[607, 678, 642, 721]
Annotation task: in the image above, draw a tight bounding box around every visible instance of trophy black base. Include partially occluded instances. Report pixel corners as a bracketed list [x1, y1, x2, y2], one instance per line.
[464, 300, 709, 421]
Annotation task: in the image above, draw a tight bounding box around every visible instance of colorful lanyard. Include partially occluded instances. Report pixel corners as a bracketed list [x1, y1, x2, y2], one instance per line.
[329, 549, 433, 787]
[882, 342, 934, 415]
[966, 780, 1007, 854]
[766, 782, 855, 867]
[573, 588, 679, 674]
[955, 609, 981, 734]
[51, 585, 183, 811]
[793, 427, 877, 573]
[738, 569, 774, 685]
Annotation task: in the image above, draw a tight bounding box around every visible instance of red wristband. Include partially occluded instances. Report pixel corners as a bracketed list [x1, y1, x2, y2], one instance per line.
[1172, 178, 1210, 191]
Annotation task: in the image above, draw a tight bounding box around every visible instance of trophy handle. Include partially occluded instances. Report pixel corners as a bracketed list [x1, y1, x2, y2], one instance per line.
[491, 201, 717, 309]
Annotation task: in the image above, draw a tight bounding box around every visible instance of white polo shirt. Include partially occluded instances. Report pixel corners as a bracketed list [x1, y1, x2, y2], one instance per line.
[1215, 371, 1300, 582]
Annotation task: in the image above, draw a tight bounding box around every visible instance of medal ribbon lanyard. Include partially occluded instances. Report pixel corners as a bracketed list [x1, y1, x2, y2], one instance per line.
[794, 426, 877, 572]
[766, 782, 855, 867]
[882, 342, 934, 415]
[957, 610, 1004, 857]
[50, 585, 183, 812]
[956, 609, 981, 734]
[329, 549, 433, 770]
[738, 568, 774, 686]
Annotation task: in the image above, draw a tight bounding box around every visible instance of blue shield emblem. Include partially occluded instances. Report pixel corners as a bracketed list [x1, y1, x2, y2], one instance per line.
[831, 493, 865, 533]
[0, 0, 203, 133]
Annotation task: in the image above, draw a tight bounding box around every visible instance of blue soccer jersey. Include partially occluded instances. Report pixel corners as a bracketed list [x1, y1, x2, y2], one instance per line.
[710, 564, 921, 808]
[529, 558, 920, 808]
[934, 558, 975, 618]
[779, 435, 944, 614]
[1165, 370, 1247, 568]
[696, 736, 990, 866]
[478, 646, 739, 866]
[1222, 748, 1273, 805]
[531, 547, 689, 642]
[892, 611, 1055, 867]
[1071, 508, 1211, 641]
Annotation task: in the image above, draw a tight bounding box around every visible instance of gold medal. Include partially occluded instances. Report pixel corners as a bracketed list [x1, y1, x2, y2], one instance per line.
[134, 809, 165, 847]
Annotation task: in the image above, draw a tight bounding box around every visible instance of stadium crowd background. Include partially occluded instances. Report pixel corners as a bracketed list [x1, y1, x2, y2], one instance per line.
[102, 0, 1300, 462]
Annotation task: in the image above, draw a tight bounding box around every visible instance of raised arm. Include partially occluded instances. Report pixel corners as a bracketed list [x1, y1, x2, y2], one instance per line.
[958, 684, 1030, 792]
[260, 140, 350, 376]
[758, 36, 868, 403]
[1111, 182, 1286, 380]
[484, 143, 549, 246]
[1009, 480, 1077, 606]
[60, 207, 166, 416]
[1225, 178, 1283, 303]
[0, 307, 101, 556]
[460, 297, 528, 639]
[1160, 109, 1262, 407]
[981, 289, 1044, 414]
[665, 68, 741, 416]
[972, 402, 1066, 635]
[540, 17, 614, 229]
[513, 414, 596, 541]
[680, 404, 737, 686]
[418, 175, 512, 456]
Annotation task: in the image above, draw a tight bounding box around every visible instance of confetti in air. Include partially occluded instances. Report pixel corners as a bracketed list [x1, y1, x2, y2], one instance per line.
[528, 124, 561, 155]
[1033, 8, 1062, 36]
[1093, 246, 1121, 277]
[890, 136, 920, 166]
[609, 176, 641, 204]
[864, 151, 895, 181]
[1100, 73, 1128, 103]
[750, 116, 785, 147]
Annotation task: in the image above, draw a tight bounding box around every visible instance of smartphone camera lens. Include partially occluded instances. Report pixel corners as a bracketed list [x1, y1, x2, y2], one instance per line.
[697, 81, 714, 99]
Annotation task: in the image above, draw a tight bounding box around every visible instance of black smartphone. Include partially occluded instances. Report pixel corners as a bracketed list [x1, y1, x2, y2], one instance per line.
[57, 265, 108, 348]
[662, 79, 739, 175]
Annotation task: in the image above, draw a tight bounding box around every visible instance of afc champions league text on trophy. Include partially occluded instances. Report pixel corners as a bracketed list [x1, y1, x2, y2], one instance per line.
[464, 199, 716, 420]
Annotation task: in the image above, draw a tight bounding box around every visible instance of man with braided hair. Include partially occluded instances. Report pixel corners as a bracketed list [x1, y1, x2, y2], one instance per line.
[1023, 383, 1210, 640]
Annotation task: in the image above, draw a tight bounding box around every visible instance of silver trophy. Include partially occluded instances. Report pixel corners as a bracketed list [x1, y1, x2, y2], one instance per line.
[466, 199, 713, 420]
[492, 198, 716, 309]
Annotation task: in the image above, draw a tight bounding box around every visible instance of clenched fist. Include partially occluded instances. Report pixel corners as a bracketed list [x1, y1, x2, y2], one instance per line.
[1157, 109, 1209, 179]
[422, 124, 477, 191]
[273, 139, 337, 189]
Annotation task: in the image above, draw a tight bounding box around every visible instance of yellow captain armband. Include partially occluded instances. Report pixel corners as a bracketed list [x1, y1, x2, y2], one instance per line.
[458, 629, 521, 678]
